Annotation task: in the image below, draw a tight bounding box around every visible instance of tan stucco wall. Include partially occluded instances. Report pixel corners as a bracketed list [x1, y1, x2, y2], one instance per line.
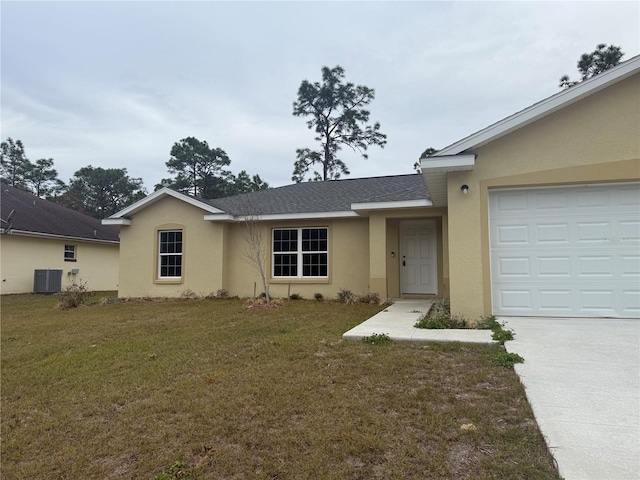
[0, 234, 119, 294]
[117, 193, 456, 301]
[118, 196, 226, 297]
[224, 217, 371, 299]
[446, 73, 640, 320]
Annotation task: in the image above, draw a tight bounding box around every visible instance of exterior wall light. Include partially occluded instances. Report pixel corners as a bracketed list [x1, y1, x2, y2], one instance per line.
[461, 185, 469, 195]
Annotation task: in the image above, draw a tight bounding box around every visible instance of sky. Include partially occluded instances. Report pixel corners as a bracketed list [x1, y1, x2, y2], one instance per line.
[2, 1, 639, 192]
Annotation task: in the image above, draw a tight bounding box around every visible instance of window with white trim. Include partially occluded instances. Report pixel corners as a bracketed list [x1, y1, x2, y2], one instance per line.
[64, 244, 76, 261]
[158, 230, 183, 279]
[272, 227, 328, 278]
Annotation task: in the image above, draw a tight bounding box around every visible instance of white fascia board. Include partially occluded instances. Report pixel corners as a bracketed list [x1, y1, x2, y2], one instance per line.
[204, 211, 360, 222]
[101, 218, 132, 226]
[420, 154, 476, 173]
[3, 229, 119, 244]
[202, 214, 235, 222]
[351, 199, 433, 211]
[436, 56, 640, 156]
[109, 188, 225, 219]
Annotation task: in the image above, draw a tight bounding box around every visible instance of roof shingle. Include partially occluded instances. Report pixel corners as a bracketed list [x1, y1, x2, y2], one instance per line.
[1, 183, 119, 242]
[207, 174, 429, 216]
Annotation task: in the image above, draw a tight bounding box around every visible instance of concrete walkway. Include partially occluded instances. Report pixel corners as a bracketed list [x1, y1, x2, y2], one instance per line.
[342, 299, 494, 343]
[503, 317, 640, 480]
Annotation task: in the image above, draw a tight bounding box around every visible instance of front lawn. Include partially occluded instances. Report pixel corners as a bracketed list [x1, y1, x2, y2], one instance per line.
[1, 294, 559, 479]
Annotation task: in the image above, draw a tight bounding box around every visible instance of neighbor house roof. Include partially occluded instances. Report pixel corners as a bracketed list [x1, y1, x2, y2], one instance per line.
[104, 174, 432, 224]
[1, 182, 120, 243]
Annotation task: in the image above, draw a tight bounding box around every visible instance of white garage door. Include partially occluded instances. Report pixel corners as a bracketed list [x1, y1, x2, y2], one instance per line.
[489, 183, 640, 318]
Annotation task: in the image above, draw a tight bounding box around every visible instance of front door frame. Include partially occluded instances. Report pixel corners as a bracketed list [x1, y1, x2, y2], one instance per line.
[399, 219, 438, 295]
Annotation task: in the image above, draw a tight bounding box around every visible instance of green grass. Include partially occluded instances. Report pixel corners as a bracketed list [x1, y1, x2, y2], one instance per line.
[1, 294, 558, 479]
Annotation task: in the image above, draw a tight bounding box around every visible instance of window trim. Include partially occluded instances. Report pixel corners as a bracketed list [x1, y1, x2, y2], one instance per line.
[64, 244, 77, 262]
[154, 225, 185, 284]
[271, 227, 329, 280]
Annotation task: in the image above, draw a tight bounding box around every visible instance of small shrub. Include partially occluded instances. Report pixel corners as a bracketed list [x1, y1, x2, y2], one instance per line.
[414, 298, 469, 329]
[367, 292, 381, 304]
[415, 316, 447, 329]
[492, 328, 515, 344]
[180, 289, 198, 299]
[477, 315, 515, 344]
[415, 313, 467, 329]
[427, 298, 451, 319]
[357, 292, 381, 304]
[491, 351, 524, 367]
[477, 315, 500, 330]
[289, 293, 303, 300]
[362, 333, 392, 345]
[155, 460, 195, 480]
[337, 288, 357, 304]
[314, 293, 324, 301]
[56, 282, 94, 309]
[214, 289, 230, 299]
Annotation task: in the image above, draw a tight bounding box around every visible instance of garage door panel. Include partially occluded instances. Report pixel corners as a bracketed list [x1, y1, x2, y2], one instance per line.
[539, 290, 573, 310]
[577, 221, 611, 243]
[497, 256, 531, 276]
[497, 289, 533, 311]
[619, 185, 640, 206]
[490, 183, 640, 318]
[537, 223, 570, 243]
[576, 189, 609, 208]
[622, 255, 640, 276]
[496, 224, 530, 245]
[620, 220, 640, 240]
[495, 192, 528, 213]
[622, 291, 640, 316]
[578, 256, 614, 277]
[535, 190, 569, 210]
[538, 256, 571, 277]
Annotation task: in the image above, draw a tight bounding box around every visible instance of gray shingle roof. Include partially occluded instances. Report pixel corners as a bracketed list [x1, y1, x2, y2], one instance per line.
[206, 174, 429, 216]
[1, 183, 120, 242]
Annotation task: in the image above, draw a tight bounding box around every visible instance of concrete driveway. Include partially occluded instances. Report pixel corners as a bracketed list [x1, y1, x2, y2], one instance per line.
[502, 317, 640, 480]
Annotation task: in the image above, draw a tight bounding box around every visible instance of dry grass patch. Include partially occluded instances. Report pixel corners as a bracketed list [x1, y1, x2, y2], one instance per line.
[1, 294, 558, 479]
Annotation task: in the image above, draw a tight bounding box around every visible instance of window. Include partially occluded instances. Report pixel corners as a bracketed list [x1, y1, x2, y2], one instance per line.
[158, 230, 183, 279]
[64, 244, 76, 261]
[272, 228, 328, 278]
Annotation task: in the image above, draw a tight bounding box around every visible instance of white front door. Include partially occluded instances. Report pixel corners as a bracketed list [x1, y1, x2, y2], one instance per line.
[400, 220, 437, 295]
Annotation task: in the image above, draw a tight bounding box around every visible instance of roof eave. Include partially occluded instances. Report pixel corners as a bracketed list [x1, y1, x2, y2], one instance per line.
[102, 218, 132, 226]
[1, 229, 119, 244]
[204, 211, 361, 222]
[420, 154, 476, 173]
[351, 199, 433, 212]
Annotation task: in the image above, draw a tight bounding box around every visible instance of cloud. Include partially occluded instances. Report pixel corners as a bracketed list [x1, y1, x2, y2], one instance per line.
[1, 1, 638, 190]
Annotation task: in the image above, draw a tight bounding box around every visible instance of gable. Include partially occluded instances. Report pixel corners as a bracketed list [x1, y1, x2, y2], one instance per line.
[473, 71, 639, 179]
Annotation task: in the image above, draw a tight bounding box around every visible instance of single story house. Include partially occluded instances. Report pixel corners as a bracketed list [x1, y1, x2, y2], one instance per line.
[104, 56, 639, 319]
[1, 183, 120, 294]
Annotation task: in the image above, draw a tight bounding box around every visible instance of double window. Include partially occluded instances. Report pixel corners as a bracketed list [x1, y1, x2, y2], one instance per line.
[272, 227, 328, 278]
[158, 230, 183, 279]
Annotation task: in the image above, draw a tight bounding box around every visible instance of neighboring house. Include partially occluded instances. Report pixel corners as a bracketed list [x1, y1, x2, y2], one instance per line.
[105, 56, 639, 319]
[1, 183, 120, 294]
